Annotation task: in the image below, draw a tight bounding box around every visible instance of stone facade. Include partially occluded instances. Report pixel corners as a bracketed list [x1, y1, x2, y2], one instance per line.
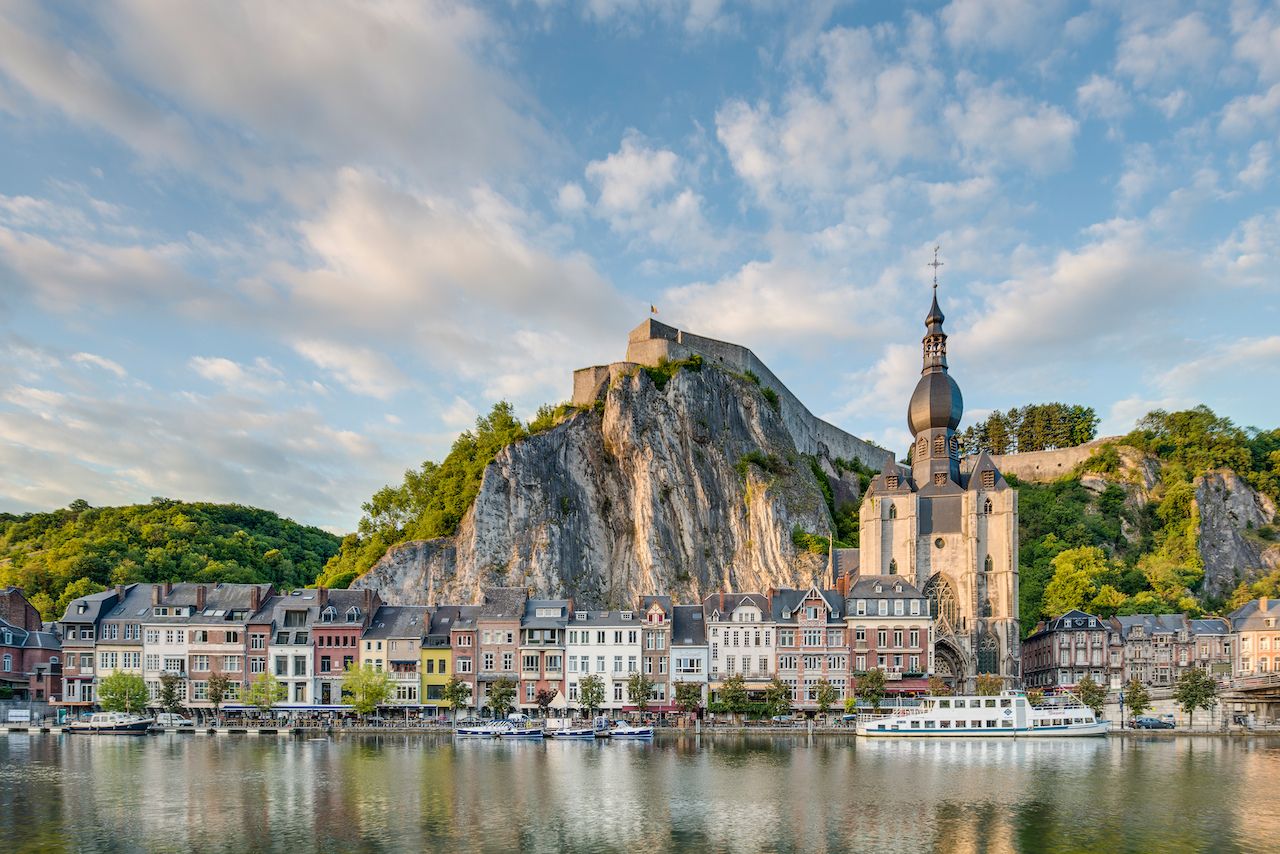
[857, 293, 1020, 691]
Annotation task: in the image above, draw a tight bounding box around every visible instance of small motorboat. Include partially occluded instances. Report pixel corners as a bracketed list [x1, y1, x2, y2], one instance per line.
[67, 712, 155, 735]
[608, 721, 654, 739]
[546, 722, 601, 739]
[454, 721, 512, 737]
[497, 725, 545, 739]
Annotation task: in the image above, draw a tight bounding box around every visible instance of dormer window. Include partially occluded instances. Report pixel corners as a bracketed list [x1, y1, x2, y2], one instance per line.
[576, 612, 587, 621]
[874, 583, 882, 593]
[77, 605, 87, 614]
[620, 611, 632, 621]
[346, 606, 360, 623]
[321, 607, 336, 623]
[933, 473, 947, 485]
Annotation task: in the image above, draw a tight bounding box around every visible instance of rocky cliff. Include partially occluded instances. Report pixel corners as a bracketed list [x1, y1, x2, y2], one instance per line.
[1195, 469, 1280, 597]
[354, 362, 863, 607]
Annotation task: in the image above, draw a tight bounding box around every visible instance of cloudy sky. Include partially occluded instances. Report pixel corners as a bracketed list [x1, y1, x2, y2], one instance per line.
[1, 1, 1278, 532]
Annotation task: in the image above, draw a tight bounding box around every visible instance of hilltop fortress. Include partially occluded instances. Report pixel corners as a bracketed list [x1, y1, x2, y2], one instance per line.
[572, 319, 894, 471]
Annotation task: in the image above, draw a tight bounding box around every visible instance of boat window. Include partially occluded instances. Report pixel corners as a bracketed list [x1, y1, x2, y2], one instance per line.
[911, 721, 920, 728]
[984, 699, 996, 708]
[999, 698, 1011, 708]
[986, 721, 996, 728]
[955, 699, 966, 708]
[1053, 719, 1062, 726]
[939, 700, 950, 708]
[940, 721, 950, 728]
[1001, 720, 1013, 727]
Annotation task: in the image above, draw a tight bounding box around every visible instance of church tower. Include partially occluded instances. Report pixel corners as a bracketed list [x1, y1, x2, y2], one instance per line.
[857, 262, 1021, 690]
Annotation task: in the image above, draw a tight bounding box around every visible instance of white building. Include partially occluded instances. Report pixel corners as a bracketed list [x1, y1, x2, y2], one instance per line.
[704, 593, 775, 701]
[564, 610, 643, 713]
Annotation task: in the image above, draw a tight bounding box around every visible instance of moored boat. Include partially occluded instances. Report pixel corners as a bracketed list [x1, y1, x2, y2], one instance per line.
[454, 721, 513, 737]
[67, 712, 155, 735]
[609, 722, 654, 739]
[856, 690, 1108, 737]
[546, 725, 598, 739]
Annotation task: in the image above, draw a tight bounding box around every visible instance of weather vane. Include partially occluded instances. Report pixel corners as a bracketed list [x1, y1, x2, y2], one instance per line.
[928, 245, 944, 291]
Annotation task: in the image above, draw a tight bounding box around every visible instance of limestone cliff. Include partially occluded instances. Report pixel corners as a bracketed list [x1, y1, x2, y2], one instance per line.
[1195, 469, 1280, 597]
[353, 362, 862, 607]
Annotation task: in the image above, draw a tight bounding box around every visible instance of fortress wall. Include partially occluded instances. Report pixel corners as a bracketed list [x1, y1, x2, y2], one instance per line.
[572, 365, 612, 405]
[961, 437, 1119, 483]
[613, 321, 893, 470]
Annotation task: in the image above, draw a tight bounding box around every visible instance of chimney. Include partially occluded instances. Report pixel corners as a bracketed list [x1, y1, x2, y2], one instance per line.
[719, 591, 725, 612]
[195, 585, 206, 611]
[250, 586, 263, 612]
[163, 581, 173, 596]
[1261, 596, 1270, 613]
[317, 587, 328, 609]
[115, 584, 125, 602]
[364, 588, 373, 615]
[152, 585, 162, 606]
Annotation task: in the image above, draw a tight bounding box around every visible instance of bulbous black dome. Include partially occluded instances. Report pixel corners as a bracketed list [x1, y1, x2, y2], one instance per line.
[908, 370, 963, 435]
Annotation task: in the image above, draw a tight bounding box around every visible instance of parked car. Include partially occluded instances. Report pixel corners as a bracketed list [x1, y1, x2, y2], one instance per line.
[153, 713, 194, 729]
[1129, 716, 1174, 730]
[770, 714, 795, 724]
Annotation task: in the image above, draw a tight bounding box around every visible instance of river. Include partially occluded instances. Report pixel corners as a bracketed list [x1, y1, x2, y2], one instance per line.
[2, 733, 1278, 853]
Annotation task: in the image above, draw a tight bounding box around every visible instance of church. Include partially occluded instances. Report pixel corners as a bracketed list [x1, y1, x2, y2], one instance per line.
[855, 283, 1021, 691]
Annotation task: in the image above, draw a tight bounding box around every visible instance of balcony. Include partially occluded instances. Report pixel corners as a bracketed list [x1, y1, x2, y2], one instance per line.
[389, 671, 419, 682]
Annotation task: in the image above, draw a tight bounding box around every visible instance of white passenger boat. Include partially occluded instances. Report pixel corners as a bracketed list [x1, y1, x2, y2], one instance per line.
[67, 712, 155, 735]
[856, 691, 1108, 737]
[454, 721, 513, 737]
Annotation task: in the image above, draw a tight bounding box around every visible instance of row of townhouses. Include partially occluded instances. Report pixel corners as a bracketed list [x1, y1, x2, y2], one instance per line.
[5, 579, 1276, 717]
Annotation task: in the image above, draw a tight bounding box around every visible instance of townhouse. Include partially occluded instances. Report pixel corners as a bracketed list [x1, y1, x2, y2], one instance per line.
[362, 605, 429, 706]
[773, 586, 849, 710]
[704, 593, 775, 703]
[422, 607, 458, 714]
[670, 604, 708, 707]
[58, 586, 124, 709]
[448, 606, 480, 711]
[1232, 597, 1279, 676]
[97, 584, 150, 696]
[639, 596, 673, 711]
[564, 610, 642, 713]
[0, 586, 60, 702]
[186, 583, 272, 711]
[1023, 610, 1120, 692]
[313, 588, 380, 704]
[844, 576, 933, 694]
[519, 599, 569, 713]
[475, 588, 526, 712]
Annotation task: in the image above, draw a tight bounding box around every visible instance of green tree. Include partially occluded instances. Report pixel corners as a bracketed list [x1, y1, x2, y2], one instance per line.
[763, 677, 792, 718]
[626, 673, 655, 713]
[814, 679, 838, 716]
[843, 695, 858, 715]
[975, 674, 1003, 696]
[1042, 547, 1112, 617]
[0, 683, 12, 701]
[486, 677, 517, 718]
[244, 672, 285, 712]
[1172, 668, 1218, 730]
[856, 668, 887, 713]
[207, 673, 232, 722]
[719, 674, 748, 723]
[1124, 678, 1151, 720]
[54, 578, 107, 619]
[578, 674, 605, 717]
[98, 671, 148, 713]
[342, 664, 393, 718]
[928, 675, 952, 696]
[1075, 674, 1107, 717]
[158, 672, 186, 716]
[442, 675, 472, 722]
[674, 681, 703, 716]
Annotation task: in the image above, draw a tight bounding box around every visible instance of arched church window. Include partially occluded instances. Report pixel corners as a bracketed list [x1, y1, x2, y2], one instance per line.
[977, 634, 999, 674]
[889, 559, 897, 576]
[923, 574, 958, 630]
[888, 503, 897, 520]
[981, 598, 993, 618]
[984, 555, 993, 573]
[983, 498, 993, 514]
[917, 437, 927, 460]
[933, 436, 945, 456]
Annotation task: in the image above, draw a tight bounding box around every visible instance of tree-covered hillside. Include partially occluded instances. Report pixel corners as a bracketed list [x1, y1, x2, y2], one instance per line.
[1017, 406, 1280, 633]
[0, 499, 341, 620]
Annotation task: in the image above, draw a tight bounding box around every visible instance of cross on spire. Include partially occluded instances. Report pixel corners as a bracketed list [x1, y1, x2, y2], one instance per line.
[928, 245, 944, 291]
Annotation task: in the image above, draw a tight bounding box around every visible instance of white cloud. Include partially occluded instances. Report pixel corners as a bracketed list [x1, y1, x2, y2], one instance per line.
[70, 352, 127, 378]
[1157, 336, 1280, 393]
[945, 78, 1078, 172]
[556, 182, 588, 215]
[586, 134, 679, 214]
[1115, 13, 1221, 90]
[1219, 82, 1280, 137]
[1212, 209, 1280, 288]
[189, 355, 285, 396]
[1238, 141, 1271, 189]
[441, 396, 478, 429]
[941, 0, 1067, 52]
[1076, 74, 1129, 121]
[291, 339, 408, 401]
[1230, 0, 1280, 83]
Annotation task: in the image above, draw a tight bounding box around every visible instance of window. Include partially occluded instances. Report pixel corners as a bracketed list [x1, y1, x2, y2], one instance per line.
[888, 560, 897, 576]
[145, 654, 160, 671]
[293, 656, 306, 677]
[192, 681, 208, 701]
[803, 630, 822, 646]
[878, 600, 888, 616]
[192, 655, 209, 672]
[613, 656, 622, 673]
[933, 436, 944, 456]
[457, 657, 472, 673]
[983, 498, 993, 514]
[502, 652, 513, 671]
[888, 502, 897, 519]
[878, 629, 887, 647]
[856, 600, 867, 616]
[886, 475, 899, 489]
[522, 654, 538, 672]
[483, 653, 494, 671]
[934, 473, 947, 485]
[250, 657, 266, 674]
[910, 628, 920, 647]
[614, 683, 624, 702]
[2, 654, 11, 672]
[981, 470, 995, 489]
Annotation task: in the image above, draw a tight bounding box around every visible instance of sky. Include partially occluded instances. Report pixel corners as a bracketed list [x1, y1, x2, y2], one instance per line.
[1, 0, 1278, 533]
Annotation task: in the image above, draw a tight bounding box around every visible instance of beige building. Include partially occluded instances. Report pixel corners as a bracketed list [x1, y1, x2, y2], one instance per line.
[857, 288, 1020, 690]
[1233, 597, 1279, 677]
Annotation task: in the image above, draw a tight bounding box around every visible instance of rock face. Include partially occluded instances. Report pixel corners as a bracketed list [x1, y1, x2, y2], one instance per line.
[354, 363, 856, 607]
[1195, 469, 1280, 597]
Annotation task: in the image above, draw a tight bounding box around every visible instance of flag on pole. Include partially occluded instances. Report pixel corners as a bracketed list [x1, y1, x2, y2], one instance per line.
[650, 305, 658, 314]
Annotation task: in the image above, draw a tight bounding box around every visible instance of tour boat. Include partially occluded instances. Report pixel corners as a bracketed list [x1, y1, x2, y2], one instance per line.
[856, 691, 1109, 737]
[67, 712, 155, 735]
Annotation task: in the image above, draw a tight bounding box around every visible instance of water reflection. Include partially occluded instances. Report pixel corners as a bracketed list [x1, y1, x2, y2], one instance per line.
[2, 733, 1278, 853]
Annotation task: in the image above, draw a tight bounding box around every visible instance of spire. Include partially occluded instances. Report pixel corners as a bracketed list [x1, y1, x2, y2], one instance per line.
[922, 245, 947, 371]
[907, 245, 964, 439]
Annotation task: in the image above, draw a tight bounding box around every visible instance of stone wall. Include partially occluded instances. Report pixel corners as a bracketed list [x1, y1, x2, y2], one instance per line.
[574, 319, 894, 471]
[961, 437, 1121, 483]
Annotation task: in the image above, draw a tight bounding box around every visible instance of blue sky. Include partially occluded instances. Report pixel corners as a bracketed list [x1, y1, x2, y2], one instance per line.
[1, 0, 1278, 532]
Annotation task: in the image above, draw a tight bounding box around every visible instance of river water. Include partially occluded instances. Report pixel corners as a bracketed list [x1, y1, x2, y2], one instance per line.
[2, 732, 1278, 853]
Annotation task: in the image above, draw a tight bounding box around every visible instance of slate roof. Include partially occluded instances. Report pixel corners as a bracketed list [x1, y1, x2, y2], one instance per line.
[1229, 599, 1277, 632]
[671, 605, 706, 647]
[844, 576, 925, 602]
[701, 592, 771, 621]
[364, 605, 430, 640]
[830, 548, 860, 583]
[102, 583, 158, 626]
[187, 583, 274, 624]
[1112, 613, 1188, 639]
[771, 587, 844, 623]
[640, 595, 673, 615]
[1190, 617, 1230, 636]
[480, 587, 528, 620]
[566, 610, 640, 627]
[522, 599, 571, 629]
[58, 587, 123, 624]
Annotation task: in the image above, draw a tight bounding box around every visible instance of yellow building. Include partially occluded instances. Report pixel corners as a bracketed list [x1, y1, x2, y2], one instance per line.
[421, 607, 457, 718]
